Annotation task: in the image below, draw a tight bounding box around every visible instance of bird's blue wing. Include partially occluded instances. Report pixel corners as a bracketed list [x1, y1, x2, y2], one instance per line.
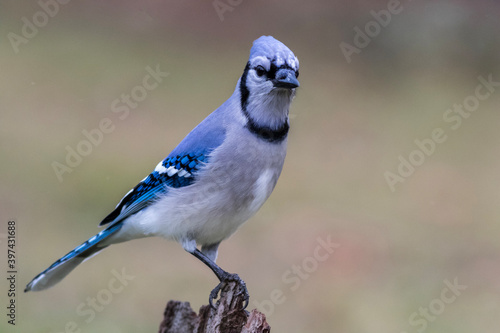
[99, 152, 208, 226]
[100, 106, 226, 226]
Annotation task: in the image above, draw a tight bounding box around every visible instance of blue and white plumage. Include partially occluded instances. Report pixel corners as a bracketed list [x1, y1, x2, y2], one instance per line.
[25, 36, 300, 305]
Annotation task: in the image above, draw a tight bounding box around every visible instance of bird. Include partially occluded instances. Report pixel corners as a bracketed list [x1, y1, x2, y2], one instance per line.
[25, 35, 300, 307]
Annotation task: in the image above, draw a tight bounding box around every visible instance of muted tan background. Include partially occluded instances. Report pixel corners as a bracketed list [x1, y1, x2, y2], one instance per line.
[1, 1, 500, 332]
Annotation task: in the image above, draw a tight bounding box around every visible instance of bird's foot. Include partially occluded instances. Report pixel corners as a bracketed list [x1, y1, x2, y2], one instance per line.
[209, 273, 249, 310]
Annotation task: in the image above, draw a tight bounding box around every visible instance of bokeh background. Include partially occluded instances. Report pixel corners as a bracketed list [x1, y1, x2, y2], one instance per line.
[2, 1, 500, 332]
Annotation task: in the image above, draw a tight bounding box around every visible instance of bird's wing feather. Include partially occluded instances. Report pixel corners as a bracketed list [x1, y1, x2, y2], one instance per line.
[99, 152, 208, 226]
[100, 112, 227, 226]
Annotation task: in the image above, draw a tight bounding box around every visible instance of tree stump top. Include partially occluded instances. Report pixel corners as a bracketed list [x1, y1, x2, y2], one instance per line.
[159, 281, 270, 333]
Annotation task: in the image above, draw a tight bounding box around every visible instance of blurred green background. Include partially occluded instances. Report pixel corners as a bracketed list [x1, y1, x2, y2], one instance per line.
[2, 1, 500, 332]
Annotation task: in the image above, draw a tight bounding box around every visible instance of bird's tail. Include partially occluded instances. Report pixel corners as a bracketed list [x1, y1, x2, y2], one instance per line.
[25, 223, 123, 292]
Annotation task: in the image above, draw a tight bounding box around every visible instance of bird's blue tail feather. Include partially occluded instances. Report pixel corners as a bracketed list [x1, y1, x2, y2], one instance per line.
[25, 223, 122, 292]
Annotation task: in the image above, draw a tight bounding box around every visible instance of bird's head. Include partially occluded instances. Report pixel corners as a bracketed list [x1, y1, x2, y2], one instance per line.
[241, 36, 299, 98]
[239, 36, 299, 134]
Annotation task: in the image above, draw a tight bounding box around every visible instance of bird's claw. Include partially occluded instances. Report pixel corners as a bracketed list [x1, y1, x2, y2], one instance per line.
[209, 273, 249, 310]
[208, 283, 222, 309]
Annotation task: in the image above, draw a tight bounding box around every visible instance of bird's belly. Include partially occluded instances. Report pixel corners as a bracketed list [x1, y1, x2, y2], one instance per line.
[167, 166, 278, 244]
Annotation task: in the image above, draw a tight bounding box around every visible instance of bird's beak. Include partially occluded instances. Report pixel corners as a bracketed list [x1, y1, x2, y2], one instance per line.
[273, 69, 300, 89]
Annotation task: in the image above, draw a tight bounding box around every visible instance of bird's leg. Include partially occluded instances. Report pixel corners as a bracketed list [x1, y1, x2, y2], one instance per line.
[190, 248, 249, 309]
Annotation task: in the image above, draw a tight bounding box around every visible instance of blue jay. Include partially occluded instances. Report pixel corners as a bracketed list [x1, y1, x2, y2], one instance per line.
[25, 36, 300, 307]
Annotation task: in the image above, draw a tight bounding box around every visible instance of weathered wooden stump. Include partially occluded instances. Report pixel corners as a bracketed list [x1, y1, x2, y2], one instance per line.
[158, 281, 270, 333]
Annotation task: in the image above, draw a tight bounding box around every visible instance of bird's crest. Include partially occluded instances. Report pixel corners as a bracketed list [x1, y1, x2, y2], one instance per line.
[249, 36, 299, 72]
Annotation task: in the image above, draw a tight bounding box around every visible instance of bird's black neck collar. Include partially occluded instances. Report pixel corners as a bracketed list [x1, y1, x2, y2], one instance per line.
[239, 62, 289, 143]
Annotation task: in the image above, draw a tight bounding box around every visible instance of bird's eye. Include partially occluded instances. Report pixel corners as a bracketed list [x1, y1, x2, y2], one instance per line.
[255, 66, 266, 77]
